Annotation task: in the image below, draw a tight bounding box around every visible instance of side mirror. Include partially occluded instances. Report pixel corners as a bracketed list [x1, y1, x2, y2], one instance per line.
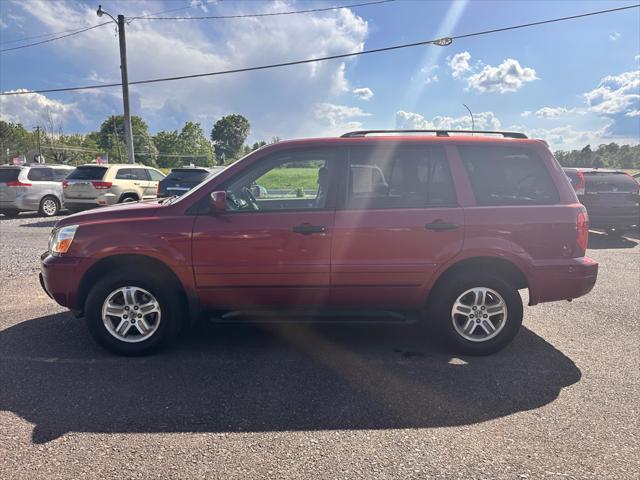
[209, 191, 227, 213]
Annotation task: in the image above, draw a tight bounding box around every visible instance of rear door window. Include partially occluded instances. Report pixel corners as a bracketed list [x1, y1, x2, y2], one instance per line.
[459, 145, 559, 205]
[0, 169, 21, 182]
[67, 167, 108, 180]
[584, 173, 638, 193]
[27, 168, 54, 181]
[346, 145, 456, 209]
[132, 168, 150, 181]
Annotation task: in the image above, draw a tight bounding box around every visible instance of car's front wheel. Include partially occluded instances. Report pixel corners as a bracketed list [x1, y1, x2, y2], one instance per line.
[84, 271, 183, 355]
[429, 273, 523, 355]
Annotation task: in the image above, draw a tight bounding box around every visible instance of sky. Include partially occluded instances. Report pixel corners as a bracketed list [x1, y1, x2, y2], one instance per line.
[0, 0, 639, 150]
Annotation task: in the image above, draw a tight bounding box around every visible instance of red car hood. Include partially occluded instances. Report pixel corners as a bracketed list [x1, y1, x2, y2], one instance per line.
[55, 201, 162, 228]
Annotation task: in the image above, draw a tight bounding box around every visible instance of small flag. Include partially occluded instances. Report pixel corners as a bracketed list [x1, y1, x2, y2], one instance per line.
[96, 154, 108, 165]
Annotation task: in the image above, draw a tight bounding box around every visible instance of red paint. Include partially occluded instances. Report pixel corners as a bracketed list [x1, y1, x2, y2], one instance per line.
[41, 135, 598, 316]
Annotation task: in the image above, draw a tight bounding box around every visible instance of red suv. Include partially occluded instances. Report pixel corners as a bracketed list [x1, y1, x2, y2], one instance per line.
[40, 130, 598, 356]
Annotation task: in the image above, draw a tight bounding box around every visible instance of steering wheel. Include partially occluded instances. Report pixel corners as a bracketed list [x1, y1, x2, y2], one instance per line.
[241, 186, 259, 210]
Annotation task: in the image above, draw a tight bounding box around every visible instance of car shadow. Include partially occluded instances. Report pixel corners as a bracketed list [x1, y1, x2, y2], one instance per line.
[0, 312, 581, 444]
[588, 230, 638, 249]
[19, 220, 58, 228]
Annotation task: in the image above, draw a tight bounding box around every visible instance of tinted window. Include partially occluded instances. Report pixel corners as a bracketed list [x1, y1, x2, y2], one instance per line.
[27, 168, 54, 181]
[346, 145, 456, 209]
[225, 149, 337, 211]
[53, 169, 72, 181]
[585, 173, 639, 193]
[165, 170, 209, 183]
[460, 145, 559, 205]
[132, 168, 149, 181]
[116, 168, 133, 180]
[0, 169, 21, 182]
[67, 167, 107, 180]
[147, 169, 164, 181]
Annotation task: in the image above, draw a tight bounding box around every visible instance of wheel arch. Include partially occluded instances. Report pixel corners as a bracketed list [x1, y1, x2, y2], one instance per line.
[427, 256, 528, 306]
[118, 191, 140, 202]
[77, 254, 192, 322]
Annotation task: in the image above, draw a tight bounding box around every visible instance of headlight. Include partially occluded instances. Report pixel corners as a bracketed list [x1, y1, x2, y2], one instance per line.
[49, 225, 78, 255]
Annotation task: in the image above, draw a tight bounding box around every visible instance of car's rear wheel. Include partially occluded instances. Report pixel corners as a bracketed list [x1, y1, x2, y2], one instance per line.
[84, 271, 183, 355]
[119, 194, 138, 203]
[39, 196, 60, 217]
[429, 273, 523, 355]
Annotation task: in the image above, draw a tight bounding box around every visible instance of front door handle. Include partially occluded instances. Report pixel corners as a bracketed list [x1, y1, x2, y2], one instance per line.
[292, 224, 326, 235]
[425, 222, 459, 231]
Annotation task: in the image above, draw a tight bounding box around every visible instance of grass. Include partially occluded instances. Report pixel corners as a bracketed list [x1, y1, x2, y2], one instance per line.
[258, 168, 319, 191]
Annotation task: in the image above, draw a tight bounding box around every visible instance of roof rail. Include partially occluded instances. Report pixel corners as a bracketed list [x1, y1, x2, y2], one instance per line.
[340, 129, 528, 139]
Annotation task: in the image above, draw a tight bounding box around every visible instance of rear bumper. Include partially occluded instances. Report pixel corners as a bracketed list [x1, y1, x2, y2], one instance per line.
[587, 206, 640, 228]
[40, 252, 90, 309]
[528, 256, 598, 305]
[63, 193, 119, 210]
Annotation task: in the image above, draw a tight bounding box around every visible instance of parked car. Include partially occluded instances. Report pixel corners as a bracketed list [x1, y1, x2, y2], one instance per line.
[0, 164, 74, 217]
[41, 130, 598, 356]
[63, 164, 165, 212]
[157, 166, 225, 198]
[564, 168, 639, 236]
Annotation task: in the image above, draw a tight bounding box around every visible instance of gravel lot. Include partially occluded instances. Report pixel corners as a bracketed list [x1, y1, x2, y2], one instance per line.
[0, 214, 638, 479]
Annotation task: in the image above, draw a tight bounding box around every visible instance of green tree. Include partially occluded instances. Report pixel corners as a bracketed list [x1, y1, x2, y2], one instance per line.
[177, 121, 215, 167]
[0, 121, 34, 163]
[97, 115, 158, 166]
[210, 114, 250, 164]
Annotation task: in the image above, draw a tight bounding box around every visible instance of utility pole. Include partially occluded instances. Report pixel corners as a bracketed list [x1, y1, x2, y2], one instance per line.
[97, 6, 134, 164]
[35, 126, 41, 160]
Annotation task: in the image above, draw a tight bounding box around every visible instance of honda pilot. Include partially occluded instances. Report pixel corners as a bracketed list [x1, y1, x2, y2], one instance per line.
[40, 130, 598, 356]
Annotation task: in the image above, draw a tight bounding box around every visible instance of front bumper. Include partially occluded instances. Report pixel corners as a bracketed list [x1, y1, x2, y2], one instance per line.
[528, 256, 598, 305]
[40, 252, 89, 309]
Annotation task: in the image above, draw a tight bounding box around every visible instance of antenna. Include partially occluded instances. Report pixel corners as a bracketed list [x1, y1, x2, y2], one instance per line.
[463, 104, 474, 135]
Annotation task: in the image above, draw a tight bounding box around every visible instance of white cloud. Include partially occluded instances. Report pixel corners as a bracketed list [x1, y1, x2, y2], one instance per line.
[467, 58, 537, 93]
[0, 89, 78, 128]
[520, 111, 532, 117]
[584, 70, 640, 115]
[448, 51, 471, 78]
[527, 125, 609, 150]
[0, 17, 7, 29]
[352, 87, 374, 100]
[420, 65, 439, 84]
[396, 110, 501, 131]
[314, 103, 370, 135]
[626, 110, 640, 117]
[609, 32, 621, 41]
[636, 55, 640, 62]
[9, 0, 369, 139]
[533, 106, 572, 118]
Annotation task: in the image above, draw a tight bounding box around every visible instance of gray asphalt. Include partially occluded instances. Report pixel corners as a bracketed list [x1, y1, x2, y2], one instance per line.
[0, 214, 638, 479]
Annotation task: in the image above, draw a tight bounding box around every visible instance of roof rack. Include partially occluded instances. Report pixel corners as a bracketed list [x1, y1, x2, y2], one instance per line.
[340, 129, 528, 139]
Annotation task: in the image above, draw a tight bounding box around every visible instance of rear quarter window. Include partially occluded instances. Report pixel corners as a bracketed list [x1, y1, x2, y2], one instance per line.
[584, 173, 638, 193]
[67, 167, 108, 180]
[459, 145, 559, 205]
[27, 168, 54, 181]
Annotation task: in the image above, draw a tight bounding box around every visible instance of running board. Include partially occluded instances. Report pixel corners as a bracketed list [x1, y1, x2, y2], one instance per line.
[205, 309, 419, 325]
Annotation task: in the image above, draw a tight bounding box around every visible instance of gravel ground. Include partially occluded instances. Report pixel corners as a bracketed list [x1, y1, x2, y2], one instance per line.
[0, 215, 638, 479]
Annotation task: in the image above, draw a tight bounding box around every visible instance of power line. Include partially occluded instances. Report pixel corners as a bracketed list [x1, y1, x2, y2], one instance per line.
[2, 3, 638, 95]
[136, 0, 395, 20]
[0, 22, 111, 53]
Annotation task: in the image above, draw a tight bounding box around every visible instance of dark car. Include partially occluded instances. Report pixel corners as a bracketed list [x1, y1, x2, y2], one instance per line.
[41, 130, 598, 356]
[564, 168, 640, 236]
[157, 166, 225, 198]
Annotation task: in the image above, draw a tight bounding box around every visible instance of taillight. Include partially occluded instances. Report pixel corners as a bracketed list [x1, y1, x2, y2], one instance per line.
[574, 171, 585, 196]
[62, 180, 69, 188]
[91, 181, 112, 190]
[6, 181, 32, 187]
[576, 206, 589, 253]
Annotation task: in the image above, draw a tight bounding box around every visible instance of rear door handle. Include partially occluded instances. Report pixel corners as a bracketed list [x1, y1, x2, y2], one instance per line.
[292, 224, 326, 235]
[425, 222, 459, 231]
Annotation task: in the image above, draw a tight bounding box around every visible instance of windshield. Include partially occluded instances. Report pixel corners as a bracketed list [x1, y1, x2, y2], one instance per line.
[0, 168, 21, 182]
[66, 166, 108, 180]
[584, 172, 638, 193]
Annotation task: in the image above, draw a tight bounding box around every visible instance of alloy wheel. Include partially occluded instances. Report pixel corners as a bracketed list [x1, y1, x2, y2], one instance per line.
[101, 286, 162, 343]
[451, 287, 508, 342]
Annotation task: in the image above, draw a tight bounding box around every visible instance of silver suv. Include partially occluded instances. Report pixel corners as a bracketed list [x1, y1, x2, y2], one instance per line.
[0, 164, 74, 217]
[63, 164, 165, 212]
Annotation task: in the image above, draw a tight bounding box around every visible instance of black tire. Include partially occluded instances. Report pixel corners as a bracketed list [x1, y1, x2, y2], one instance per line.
[84, 270, 184, 355]
[428, 272, 523, 356]
[39, 196, 60, 217]
[119, 194, 139, 204]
